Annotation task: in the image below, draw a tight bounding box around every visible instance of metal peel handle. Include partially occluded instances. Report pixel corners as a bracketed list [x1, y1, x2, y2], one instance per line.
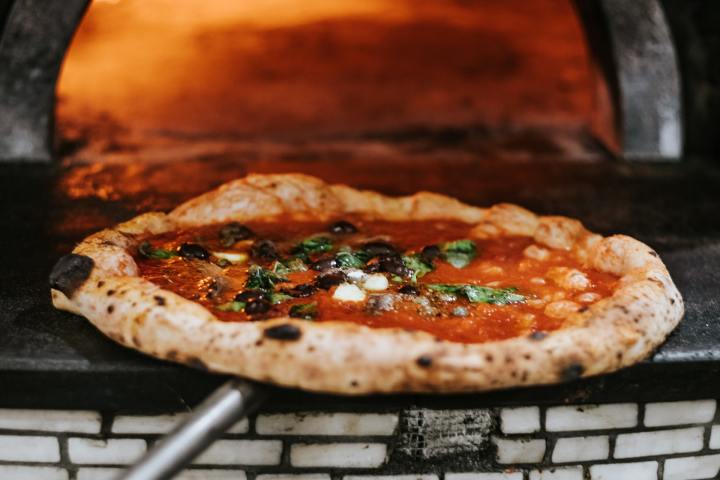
[118, 379, 267, 480]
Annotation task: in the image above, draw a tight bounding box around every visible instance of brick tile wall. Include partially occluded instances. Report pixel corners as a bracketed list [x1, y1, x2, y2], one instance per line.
[0, 400, 719, 479]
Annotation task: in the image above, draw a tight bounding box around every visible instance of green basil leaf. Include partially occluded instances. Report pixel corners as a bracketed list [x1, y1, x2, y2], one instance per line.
[441, 239, 477, 268]
[216, 301, 246, 312]
[138, 241, 176, 260]
[271, 258, 308, 275]
[427, 283, 525, 305]
[402, 254, 434, 282]
[270, 292, 293, 305]
[245, 265, 289, 291]
[335, 249, 371, 269]
[289, 302, 318, 320]
[292, 236, 333, 260]
[215, 258, 232, 268]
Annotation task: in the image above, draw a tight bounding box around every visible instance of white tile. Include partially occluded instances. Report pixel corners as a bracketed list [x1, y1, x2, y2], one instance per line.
[590, 461, 657, 480]
[77, 468, 124, 480]
[500, 407, 541, 434]
[446, 473, 523, 480]
[345, 476, 438, 480]
[644, 400, 716, 427]
[193, 440, 282, 466]
[0, 435, 60, 462]
[552, 435, 609, 463]
[259, 475, 330, 480]
[546, 404, 637, 431]
[0, 466, 68, 480]
[112, 413, 248, 434]
[290, 443, 387, 467]
[709, 424, 720, 449]
[177, 470, 247, 480]
[664, 453, 720, 480]
[226, 419, 251, 434]
[0, 409, 101, 433]
[529, 467, 583, 480]
[493, 437, 546, 464]
[257, 413, 398, 436]
[68, 438, 146, 465]
[614, 427, 703, 459]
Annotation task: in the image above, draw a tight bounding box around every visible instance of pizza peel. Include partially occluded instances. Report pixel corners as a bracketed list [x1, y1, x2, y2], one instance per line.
[118, 379, 268, 480]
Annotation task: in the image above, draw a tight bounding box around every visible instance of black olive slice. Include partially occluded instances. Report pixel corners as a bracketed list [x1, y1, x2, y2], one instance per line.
[177, 243, 210, 260]
[250, 240, 280, 262]
[329, 220, 358, 234]
[315, 271, 346, 290]
[362, 241, 397, 257]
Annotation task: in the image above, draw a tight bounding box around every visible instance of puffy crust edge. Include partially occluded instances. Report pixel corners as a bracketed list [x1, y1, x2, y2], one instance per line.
[51, 173, 684, 394]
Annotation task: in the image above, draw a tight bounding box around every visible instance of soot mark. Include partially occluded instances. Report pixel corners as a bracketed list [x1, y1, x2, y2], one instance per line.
[264, 324, 302, 340]
[49, 254, 94, 298]
[561, 363, 585, 381]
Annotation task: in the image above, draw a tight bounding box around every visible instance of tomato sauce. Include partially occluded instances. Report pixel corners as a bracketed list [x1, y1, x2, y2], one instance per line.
[136, 218, 618, 343]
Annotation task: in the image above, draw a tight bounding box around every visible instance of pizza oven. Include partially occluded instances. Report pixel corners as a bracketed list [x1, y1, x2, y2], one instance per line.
[1, 1, 720, 479]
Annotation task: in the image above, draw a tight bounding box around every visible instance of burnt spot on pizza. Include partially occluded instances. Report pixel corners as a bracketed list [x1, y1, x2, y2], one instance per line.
[153, 295, 167, 306]
[264, 324, 302, 340]
[485, 354, 494, 363]
[416, 355, 433, 368]
[97, 281, 105, 288]
[107, 305, 114, 314]
[560, 362, 585, 381]
[578, 306, 589, 313]
[186, 356, 209, 370]
[670, 298, 676, 305]
[166, 350, 178, 360]
[648, 250, 659, 257]
[614, 305, 630, 315]
[107, 289, 116, 297]
[529, 331, 547, 341]
[350, 380, 359, 387]
[49, 254, 94, 298]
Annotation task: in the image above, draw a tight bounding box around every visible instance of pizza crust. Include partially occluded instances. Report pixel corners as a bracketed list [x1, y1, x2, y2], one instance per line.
[50, 174, 684, 394]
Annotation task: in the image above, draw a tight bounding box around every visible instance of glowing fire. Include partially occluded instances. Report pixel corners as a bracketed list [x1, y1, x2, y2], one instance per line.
[56, 0, 592, 159]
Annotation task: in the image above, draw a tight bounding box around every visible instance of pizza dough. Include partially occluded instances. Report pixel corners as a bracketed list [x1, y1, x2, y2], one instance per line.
[50, 174, 684, 394]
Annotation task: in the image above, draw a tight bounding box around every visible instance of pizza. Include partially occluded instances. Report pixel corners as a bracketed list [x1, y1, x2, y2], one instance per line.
[49, 174, 683, 394]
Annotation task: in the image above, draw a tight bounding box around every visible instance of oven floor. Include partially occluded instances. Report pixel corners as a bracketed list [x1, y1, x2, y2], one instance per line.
[1, 156, 719, 409]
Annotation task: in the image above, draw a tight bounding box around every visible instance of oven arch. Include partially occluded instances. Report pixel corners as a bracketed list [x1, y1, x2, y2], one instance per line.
[0, 0, 682, 162]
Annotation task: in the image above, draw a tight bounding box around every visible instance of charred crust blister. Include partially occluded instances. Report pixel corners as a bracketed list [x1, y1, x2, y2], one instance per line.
[49, 254, 94, 298]
[186, 356, 209, 370]
[153, 295, 166, 306]
[529, 331, 547, 341]
[416, 355, 433, 368]
[560, 363, 585, 381]
[264, 324, 302, 340]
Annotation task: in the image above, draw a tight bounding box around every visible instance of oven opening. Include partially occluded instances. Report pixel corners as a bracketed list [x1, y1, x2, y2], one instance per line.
[55, 0, 606, 165]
